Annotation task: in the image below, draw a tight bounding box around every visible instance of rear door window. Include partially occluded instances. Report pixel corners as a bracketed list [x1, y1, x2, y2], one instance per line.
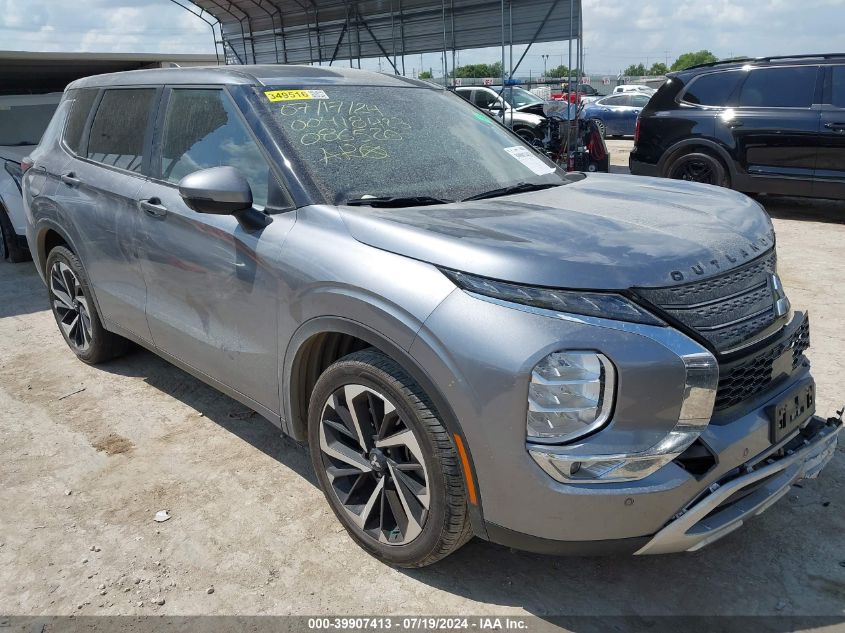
[682, 71, 743, 106]
[86, 88, 157, 172]
[63, 88, 98, 155]
[158, 88, 271, 208]
[738, 66, 818, 108]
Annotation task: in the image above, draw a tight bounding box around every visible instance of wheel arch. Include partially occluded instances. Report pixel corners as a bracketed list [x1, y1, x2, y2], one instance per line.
[658, 138, 736, 182]
[282, 316, 488, 538]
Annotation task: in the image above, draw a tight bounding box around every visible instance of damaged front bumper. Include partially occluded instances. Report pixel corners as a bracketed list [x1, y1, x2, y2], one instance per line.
[635, 415, 841, 555]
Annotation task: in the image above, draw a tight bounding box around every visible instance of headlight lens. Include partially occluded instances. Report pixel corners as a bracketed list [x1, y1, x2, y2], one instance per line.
[441, 269, 663, 325]
[528, 351, 615, 443]
[529, 350, 718, 483]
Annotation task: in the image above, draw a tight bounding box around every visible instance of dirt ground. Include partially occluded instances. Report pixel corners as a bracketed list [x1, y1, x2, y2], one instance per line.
[1, 140, 844, 624]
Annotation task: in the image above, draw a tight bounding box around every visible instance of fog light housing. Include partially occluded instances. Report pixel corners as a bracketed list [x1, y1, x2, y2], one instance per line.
[527, 351, 615, 443]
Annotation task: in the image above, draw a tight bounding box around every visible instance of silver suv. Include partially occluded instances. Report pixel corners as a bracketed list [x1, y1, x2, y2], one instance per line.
[23, 65, 840, 567]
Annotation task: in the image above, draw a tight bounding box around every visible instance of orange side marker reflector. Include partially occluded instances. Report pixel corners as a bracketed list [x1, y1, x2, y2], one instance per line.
[453, 433, 478, 506]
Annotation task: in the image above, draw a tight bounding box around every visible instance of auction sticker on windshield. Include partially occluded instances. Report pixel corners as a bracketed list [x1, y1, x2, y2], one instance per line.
[265, 89, 329, 102]
[503, 146, 556, 175]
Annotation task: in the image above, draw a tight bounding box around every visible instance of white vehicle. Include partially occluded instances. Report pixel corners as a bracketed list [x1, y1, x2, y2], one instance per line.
[0, 93, 62, 262]
[613, 84, 656, 95]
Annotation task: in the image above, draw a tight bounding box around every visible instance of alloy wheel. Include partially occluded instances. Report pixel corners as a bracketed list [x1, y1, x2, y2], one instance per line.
[49, 261, 93, 351]
[593, 119, 607, 138]
[671, 158, 716, 184]
[318, 384, 430, 545]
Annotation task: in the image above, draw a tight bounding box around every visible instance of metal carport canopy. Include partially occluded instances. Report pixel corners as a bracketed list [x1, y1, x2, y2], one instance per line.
[184, 0, 581, 68]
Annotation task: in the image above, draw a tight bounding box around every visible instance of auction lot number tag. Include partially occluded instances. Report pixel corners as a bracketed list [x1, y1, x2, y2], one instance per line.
[265, 89, 329, 101]
[504, 145, 556, 175]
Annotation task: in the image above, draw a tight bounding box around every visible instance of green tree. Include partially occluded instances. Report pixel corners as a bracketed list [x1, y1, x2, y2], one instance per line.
[671, 50, 718, 71]
[648, 62, 668, 76]
[624, 63, 647, 77]
[451, 62, 503, 78]
[418, 70, 433, 79]
[546, 64, 570, 78]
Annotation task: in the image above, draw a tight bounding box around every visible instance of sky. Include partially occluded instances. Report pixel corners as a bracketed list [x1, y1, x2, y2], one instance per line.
[0, 0, 844, 77]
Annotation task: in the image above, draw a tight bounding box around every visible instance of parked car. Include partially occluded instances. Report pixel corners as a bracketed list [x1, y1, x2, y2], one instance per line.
[581, 92, 652, 137]
[0, 93, 62, 262]
[630, 54, 845, 198]
[551, 84, 604, 104]
[613, 84, 655, 95]
[25, 65, 840, 567]
[454, 85, 546, 142]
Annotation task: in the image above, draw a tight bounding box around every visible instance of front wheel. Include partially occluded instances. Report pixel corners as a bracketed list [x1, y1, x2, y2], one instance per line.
[591, 118, 607, 138]
[308, 349, 472, 567]
[666, 151, 729, 188]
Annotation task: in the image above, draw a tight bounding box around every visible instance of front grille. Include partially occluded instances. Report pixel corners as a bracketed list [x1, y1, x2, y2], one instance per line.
[715, 316, 810, 410]
[635, 252, 778, 352]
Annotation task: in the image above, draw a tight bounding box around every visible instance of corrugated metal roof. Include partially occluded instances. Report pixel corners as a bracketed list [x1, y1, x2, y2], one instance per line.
[185, 0, 581, 67]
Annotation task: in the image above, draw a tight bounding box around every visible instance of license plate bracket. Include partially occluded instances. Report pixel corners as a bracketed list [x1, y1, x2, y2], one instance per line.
[767, 380, 815, 443]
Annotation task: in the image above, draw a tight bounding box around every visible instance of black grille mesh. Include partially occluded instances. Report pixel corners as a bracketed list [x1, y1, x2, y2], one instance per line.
[715, 317, 810, 410]
[635, 252, 778, 352]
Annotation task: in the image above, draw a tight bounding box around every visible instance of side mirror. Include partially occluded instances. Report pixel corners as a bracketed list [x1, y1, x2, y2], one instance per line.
[178, 166, 253, 215]
[487, 103, 504, 111]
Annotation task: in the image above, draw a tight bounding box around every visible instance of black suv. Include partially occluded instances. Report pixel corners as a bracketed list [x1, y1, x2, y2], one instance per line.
[630, 54, 845, 199]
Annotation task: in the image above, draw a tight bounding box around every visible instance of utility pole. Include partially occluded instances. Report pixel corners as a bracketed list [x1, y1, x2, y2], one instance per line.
[542, 53, 549, 78]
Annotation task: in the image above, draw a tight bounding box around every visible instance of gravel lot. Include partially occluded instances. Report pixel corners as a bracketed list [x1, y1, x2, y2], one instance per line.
[1, 140, 843, 624]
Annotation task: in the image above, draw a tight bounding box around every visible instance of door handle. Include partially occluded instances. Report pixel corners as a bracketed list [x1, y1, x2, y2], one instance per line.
[727, 121, 744, 128]
[61, 172, 81, 187]
[138, 198, 168, 218]
[824, 122, 845, 132]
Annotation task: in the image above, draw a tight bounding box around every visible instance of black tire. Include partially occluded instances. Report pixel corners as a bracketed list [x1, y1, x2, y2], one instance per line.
[308, 349, 472, 567]
[0, 207, 30, 263]
[666, 151, 730, 188]
[514, 127, 539, 144]
[45, 246, 130, 364]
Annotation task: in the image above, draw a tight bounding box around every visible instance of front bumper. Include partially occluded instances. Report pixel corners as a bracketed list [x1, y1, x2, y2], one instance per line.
[413, 291, 839, 549]
[636, 415, 840, 554]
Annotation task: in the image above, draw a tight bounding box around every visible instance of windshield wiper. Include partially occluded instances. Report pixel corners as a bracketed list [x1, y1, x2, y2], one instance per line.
[462, 182, 561, 202]
[345, 195, 454, 208]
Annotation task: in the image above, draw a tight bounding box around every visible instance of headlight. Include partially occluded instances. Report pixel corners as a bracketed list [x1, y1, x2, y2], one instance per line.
[4, 161, 23, 194]
[529, 350, 718, 483]
[528, 351, 615, 443]
[440, 269, 663, 325]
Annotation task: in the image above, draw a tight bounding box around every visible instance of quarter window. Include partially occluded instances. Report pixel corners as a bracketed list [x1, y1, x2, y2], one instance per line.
[831, 65, 845, 108]
[682, 71, 743, 106]
[63, 88, 98, 155]
[86, 89, 156, 172]
[738, 66, 818, 108]
[159, 89, 271, 208]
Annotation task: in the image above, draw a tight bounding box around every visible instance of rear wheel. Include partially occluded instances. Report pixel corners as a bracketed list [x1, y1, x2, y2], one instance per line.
[46, 246, 129, 364]
[0, 207, 29, 263]
[308, 349, 472, 567]
[666, 151, 730, 188]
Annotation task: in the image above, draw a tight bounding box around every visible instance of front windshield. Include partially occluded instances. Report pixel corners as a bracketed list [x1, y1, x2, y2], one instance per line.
[505, 87, 545, 108]
[254, 86, 569, 204]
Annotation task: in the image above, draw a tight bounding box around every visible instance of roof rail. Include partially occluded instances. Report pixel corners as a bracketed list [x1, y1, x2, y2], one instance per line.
[682, 53, 845, 72]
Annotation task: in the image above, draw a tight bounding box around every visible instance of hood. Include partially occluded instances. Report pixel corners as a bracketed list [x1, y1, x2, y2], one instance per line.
[514, 103, 547, 117]
[338, 173, 775, 290]
[0, 145, 35, 163]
